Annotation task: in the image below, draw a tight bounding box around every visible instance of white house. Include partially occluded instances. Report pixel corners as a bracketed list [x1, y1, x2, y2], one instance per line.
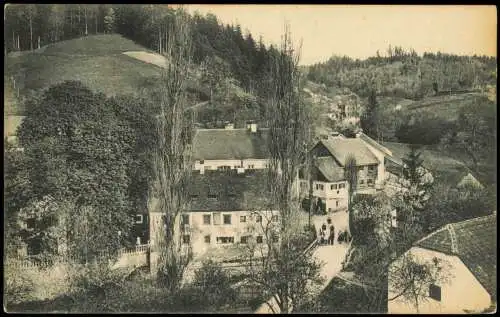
[388, 214, 497, 314]
[149, 123, 283, 258]
[192, 123, 270, 173]
[299, 132, 404, 213]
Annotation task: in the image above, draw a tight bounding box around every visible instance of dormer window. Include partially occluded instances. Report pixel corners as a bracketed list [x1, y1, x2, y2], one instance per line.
[199, 160, 204, 165]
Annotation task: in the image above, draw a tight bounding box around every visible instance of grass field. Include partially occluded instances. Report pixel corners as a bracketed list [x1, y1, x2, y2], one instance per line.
[5, 35, 164, 102]
[382, 141, 496, 188]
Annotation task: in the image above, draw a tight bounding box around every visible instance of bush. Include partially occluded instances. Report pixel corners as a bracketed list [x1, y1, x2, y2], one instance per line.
[191, 260, 237, 309]
[4, 259, 37, 306]
[4, 259, 71, 309]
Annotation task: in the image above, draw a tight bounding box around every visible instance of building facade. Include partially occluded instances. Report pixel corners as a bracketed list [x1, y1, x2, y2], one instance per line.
[388, 214, 497, 313]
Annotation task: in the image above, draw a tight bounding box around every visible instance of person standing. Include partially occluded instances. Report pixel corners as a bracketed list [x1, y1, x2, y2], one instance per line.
[329, 224, 335, 245]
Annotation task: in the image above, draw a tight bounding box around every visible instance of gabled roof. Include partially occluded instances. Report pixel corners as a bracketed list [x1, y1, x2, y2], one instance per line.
[188, 169, 276, 212]
[314, 157, 346, 182]
[415, 214, 497, 298]
[192, 128, 270, 161]
[320, 137, 380, 166]
[357, 132, 393, 157]
[457, 173, 484, 189]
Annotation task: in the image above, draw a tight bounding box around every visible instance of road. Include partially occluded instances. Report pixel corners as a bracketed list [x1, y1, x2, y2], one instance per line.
[255, 210, 350, 314]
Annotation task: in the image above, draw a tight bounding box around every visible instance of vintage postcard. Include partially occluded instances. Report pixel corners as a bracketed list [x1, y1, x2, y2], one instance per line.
[4, 4, 496, 314]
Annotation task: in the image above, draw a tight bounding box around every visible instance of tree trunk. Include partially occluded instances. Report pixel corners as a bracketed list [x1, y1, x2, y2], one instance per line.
[158, 28, 162, 54]
[12, 31, 15, 51]
[38, 35, 41, 49]
[95, 11, 98, 34]
[17, 34, 20, 51]
[85, 8, 88, 36]
[29, 16, 33, 51]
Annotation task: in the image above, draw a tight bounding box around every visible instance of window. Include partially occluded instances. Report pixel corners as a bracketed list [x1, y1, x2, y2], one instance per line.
[272, 215, 279, 222]
[256, 236, 263, 244]
[328, 208, 332, 213]
[429, 284, 441, 301]
[248, 164, 255, 169]
[337, 190, 340, 194]
[199, 160, 204, 165]
[181, 214, 189, 225]
[331, 184, 338, 190]
[316, 184, 324, 190]
[26, 218, 36, 229]
[204, 235, 211, 243]
[367, 179, 373, 185]
[256, 215, 262, 223]
[369, 165, 376, 172]
[216, 237, 235, 244]
[336, 201, 339, 207]
[208, 193, 218, 199]
[240, 216, 247, 223]
[205, 166, 212, 170]
[339, 183, 345, 189]
[360, 180, 364, 185]
[240, 236, 248, 244]
[182, 235, 190, 244]
[203, 214, 211, 225]
[223, 214, 232, 225]
[213, 212, 221, 225]
[135, 214, 143, 224]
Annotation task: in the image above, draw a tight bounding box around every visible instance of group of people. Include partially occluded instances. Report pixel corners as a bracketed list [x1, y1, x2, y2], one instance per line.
[318, 218, 351, 245]
[319, 222, 335, 245]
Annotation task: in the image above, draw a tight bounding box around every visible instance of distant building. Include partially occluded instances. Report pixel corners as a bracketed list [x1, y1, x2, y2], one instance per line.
[388, 214, 497, 314]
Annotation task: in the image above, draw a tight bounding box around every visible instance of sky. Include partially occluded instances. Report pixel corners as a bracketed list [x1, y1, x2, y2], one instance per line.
[185, 5, 497, 66]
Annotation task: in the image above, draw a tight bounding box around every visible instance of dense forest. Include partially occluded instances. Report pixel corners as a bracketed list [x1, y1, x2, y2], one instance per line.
[4, 4, 281, 122]
[307, 46, 497, 100]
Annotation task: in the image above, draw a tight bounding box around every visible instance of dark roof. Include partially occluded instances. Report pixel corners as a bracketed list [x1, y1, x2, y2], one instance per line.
[315, 157, 346, 182]
[192, 128, 270, 160]
[188, 169, 275, 212]
[415, 214, 497, 298]
[320, 138, 380, 166]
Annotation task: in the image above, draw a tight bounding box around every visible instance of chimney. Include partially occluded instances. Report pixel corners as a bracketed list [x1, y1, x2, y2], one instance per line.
[224, 122, 234, 130]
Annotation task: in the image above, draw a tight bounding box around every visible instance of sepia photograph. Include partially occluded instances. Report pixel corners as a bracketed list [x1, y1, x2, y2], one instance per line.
[3, 4, 497, 314]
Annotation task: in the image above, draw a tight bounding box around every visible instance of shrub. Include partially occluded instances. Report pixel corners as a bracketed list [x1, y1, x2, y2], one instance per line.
[192, 260, 237, 309]
[4, 259, 37, 306]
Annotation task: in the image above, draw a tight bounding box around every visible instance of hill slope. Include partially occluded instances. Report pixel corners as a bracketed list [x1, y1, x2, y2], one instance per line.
[5, 34, 164, 105]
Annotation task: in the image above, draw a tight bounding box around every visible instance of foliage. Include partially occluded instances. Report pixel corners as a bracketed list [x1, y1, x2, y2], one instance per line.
[307, 48, 496, 99]
[148, 8, 194, 291]
[360, 89, 380, 139]
[425, 182, 496, 232]
[395, 114, 456, 145]
[450, 96, 496, 171]
[4, 259, 37, 306]
[192, 260, 238, 308]
[11, 80, 155, 259]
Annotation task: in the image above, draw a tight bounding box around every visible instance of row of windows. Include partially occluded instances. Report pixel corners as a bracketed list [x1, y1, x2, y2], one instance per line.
[358, 165, 377, 172]
[315, 183, 346, 191]
[359, 179, 374, 185]
[182, 214, 278, 226]
[182, 234, 277, 244]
